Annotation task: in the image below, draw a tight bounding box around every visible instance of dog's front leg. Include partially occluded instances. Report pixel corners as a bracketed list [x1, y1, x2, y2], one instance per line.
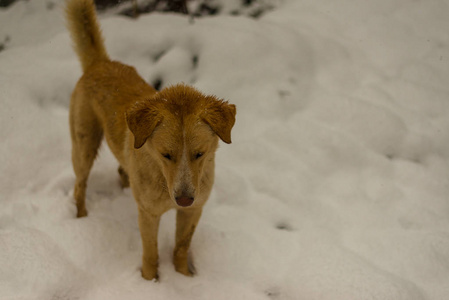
[138, 208, 161, 280]
[173, 208, 203, 276]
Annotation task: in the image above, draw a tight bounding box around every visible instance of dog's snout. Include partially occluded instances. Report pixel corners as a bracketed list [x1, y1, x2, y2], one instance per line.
[175, 196, 194, 207]
[173, 162, 195, 207]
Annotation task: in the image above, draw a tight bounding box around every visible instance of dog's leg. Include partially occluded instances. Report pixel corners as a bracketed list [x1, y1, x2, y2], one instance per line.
[173, 208, 203, 276]
[118, 165, 130, 188]
[138, 208, 161, 280]
[70, 110, 103, 218]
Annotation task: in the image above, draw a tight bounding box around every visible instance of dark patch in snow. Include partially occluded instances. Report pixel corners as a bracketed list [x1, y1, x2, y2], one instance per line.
[95, 0, 122, 10]
[242, 0, 255, 7]
[46, 1, 55, 10]
[35, 89, 72, 110]
[410, 157, 422, 164]
[230, 10, 240, 16]
[192, 55, 199, 69]
[0, 0, 16, 8]
[248, 8, 265, 19]
[153, 49, 168, 62]
[265, 286, 281, 299]
[193, 2, 221, 17]
[99, 0, 278, 19]
[189, 75, 198, 85]
[152, 77, 163, 91]
[115, 0, 189, 18]
[0, 35, 11, 53]
[275, 222, 293, 232]
[119, 6, 140, 19]
[230, 0, 276, 19]
[278, 90, 291, 98]
[385, 153, 422, 165]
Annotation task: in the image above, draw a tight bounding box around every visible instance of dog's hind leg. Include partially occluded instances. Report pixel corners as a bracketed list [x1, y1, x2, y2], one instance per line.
[118, 165, 130, 188]
[70, 105, 103, 218]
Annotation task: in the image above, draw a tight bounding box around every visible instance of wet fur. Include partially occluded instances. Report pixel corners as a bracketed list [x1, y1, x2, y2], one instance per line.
[66, 0, 236, 280]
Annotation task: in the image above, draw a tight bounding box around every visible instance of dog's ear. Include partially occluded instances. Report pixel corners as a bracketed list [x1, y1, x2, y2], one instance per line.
[126, 102, 163, 149]
[201, 98, 236, 144]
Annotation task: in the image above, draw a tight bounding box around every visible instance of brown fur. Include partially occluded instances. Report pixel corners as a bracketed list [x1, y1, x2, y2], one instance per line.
[66, 0, 236, 280]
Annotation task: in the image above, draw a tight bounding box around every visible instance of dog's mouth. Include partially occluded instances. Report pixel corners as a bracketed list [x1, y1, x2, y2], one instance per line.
[175, 196, 195, 207]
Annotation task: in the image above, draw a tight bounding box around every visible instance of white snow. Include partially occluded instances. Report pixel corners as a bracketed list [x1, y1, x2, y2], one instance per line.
[1, 0, 449, 299]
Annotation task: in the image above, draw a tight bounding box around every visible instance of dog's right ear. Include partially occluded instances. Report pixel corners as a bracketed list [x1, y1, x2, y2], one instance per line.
[201, 98, 236, 144]
[126, 102, 163, 149]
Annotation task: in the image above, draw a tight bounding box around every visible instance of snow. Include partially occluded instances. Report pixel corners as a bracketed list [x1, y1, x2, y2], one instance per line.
[1, 0, 449, 299]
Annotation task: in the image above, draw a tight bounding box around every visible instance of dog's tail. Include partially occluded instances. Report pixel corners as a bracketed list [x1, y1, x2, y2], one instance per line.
[66, 0, 109, 72]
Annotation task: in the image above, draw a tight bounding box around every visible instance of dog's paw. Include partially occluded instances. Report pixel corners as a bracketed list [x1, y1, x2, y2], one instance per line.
[174, 256, 196, 277]
[76, 202, 88, 218]
[175, 265, 195, 277]
[76, 208, 88, 218]
[141, 267, 159, 281]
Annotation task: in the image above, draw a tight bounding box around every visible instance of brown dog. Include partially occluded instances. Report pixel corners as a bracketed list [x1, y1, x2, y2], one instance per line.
[66, 0, 236, 280]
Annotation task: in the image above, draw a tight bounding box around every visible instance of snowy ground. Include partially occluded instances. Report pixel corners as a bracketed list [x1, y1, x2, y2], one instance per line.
[1, 0, 449, 299]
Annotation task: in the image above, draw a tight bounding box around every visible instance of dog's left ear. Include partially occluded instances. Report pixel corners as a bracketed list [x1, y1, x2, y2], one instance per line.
[126, 102, 163, 149]
[201, 98, 236, 144]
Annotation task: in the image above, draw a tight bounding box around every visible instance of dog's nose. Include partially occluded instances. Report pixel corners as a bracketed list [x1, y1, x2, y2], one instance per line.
[175, 196, 194, 207]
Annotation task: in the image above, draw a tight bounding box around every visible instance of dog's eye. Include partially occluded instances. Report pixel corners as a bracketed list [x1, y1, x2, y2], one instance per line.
[162, 153, 172, 160]
[195, 152, 204, 160]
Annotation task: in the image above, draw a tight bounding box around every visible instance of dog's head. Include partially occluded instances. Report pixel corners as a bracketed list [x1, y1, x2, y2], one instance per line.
[126, 84, 236, 207]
